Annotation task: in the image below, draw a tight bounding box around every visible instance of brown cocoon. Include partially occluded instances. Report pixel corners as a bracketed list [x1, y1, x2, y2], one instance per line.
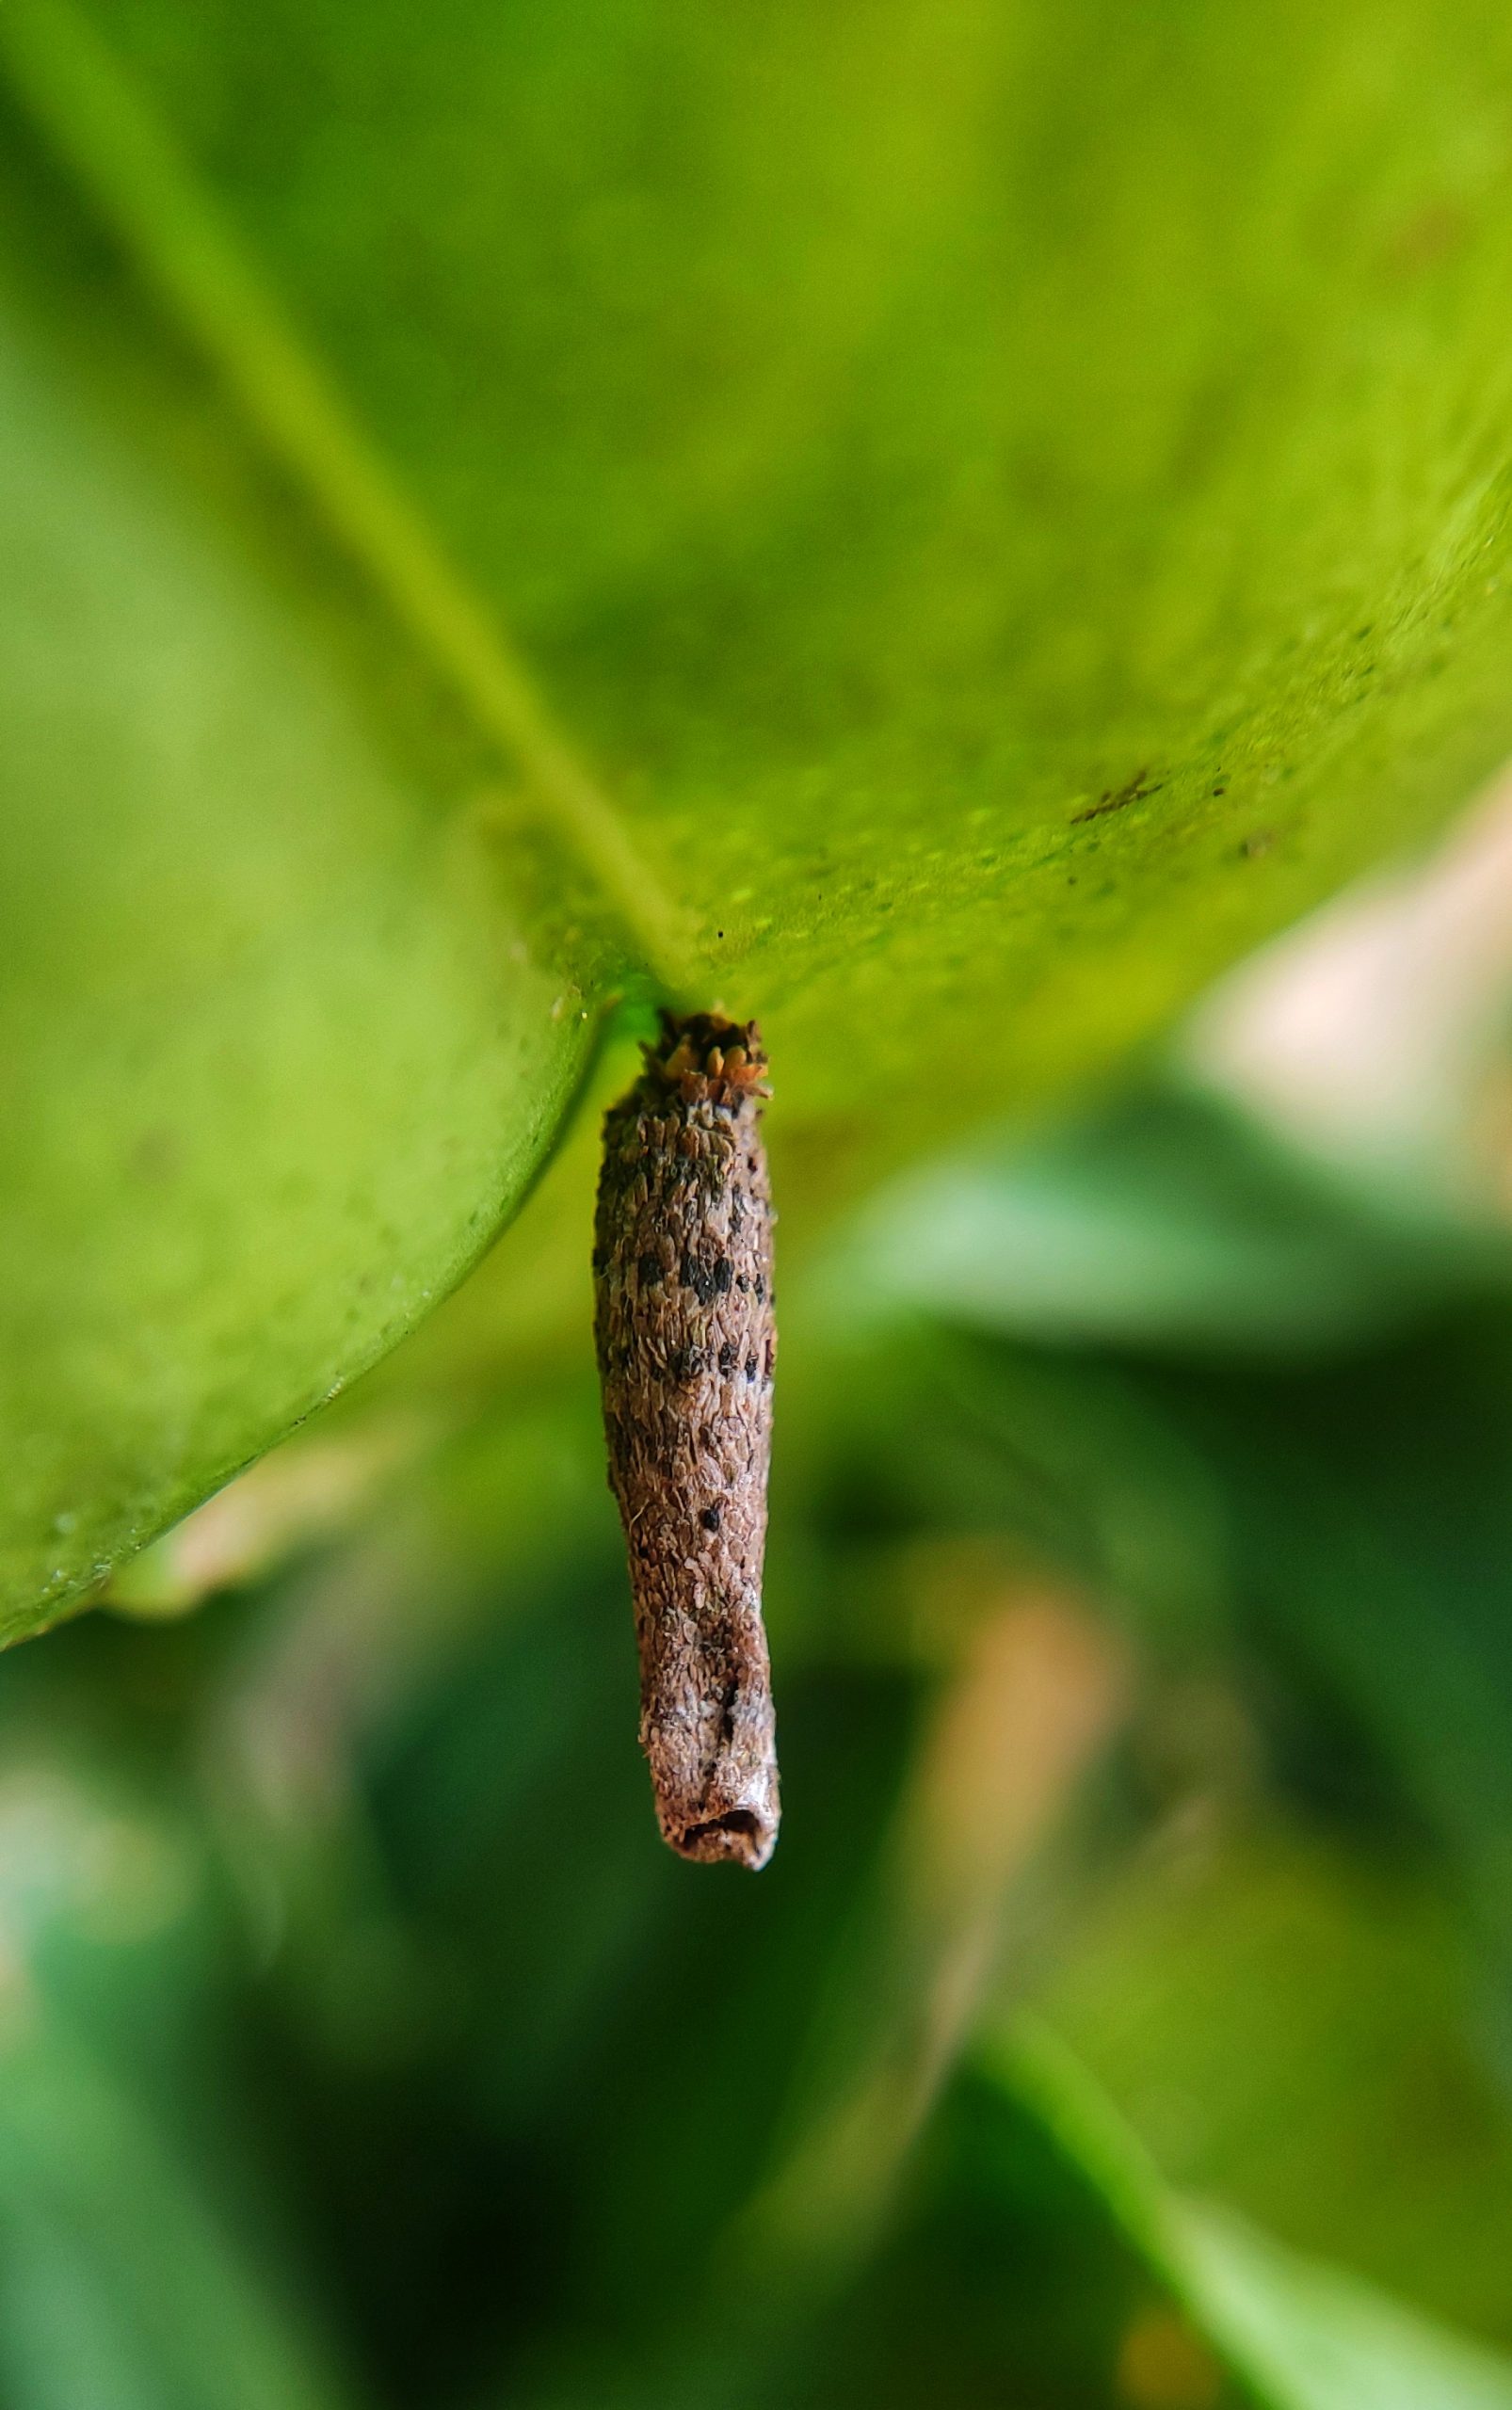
[593, 1011, 780, 1869]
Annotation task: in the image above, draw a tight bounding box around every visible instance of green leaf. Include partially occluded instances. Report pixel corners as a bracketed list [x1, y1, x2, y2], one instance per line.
[0, 277, 590, 1635]
[8, 0, 1512, 1627]
[831, 1081, 1503, 1358]
[0, 2037, 360, 2410]
[1176, 2210, 1512, 2410]
[0, 1747, 361, 2410]
[998, 2018, 1512, 2410]
[1027, 1817, 1512, 2339]
[33, 0, 1512, 1136]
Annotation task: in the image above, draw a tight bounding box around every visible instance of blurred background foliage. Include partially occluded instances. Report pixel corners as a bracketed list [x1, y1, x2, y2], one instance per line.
[12, 787, 1512, 2408]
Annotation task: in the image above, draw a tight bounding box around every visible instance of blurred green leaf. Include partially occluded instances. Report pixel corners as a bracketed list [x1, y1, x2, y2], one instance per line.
[1030, 1824, 1512, 2341]
[0, 2024, 362, 2410]
[1131, 1314, 1512, 2030]
[932, 1299, 1512, 2026]
[0, 1728, 363, 2410]
[834, 1083, 1503, 1358]
[1000, 2019, 1512, 2410]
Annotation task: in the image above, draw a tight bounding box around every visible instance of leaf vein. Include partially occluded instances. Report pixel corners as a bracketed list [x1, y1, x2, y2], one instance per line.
[0, 0, 691, 984]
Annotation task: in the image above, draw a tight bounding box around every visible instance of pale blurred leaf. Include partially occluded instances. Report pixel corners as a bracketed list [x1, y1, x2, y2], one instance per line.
[1000, 2019, 1512, 2410]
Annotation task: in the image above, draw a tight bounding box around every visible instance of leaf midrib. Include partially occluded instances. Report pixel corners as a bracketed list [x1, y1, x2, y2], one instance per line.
[0, 0, 690, 988]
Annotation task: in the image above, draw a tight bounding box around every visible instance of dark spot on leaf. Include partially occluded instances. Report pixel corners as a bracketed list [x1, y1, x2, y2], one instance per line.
[1385, 203, 1467, 280]
[130, 1126, 179, 1183]
[1070, 767, 1164, 826]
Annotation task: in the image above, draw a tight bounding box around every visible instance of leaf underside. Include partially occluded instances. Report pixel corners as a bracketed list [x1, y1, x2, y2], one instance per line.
[6, 0, 1512, 1627]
